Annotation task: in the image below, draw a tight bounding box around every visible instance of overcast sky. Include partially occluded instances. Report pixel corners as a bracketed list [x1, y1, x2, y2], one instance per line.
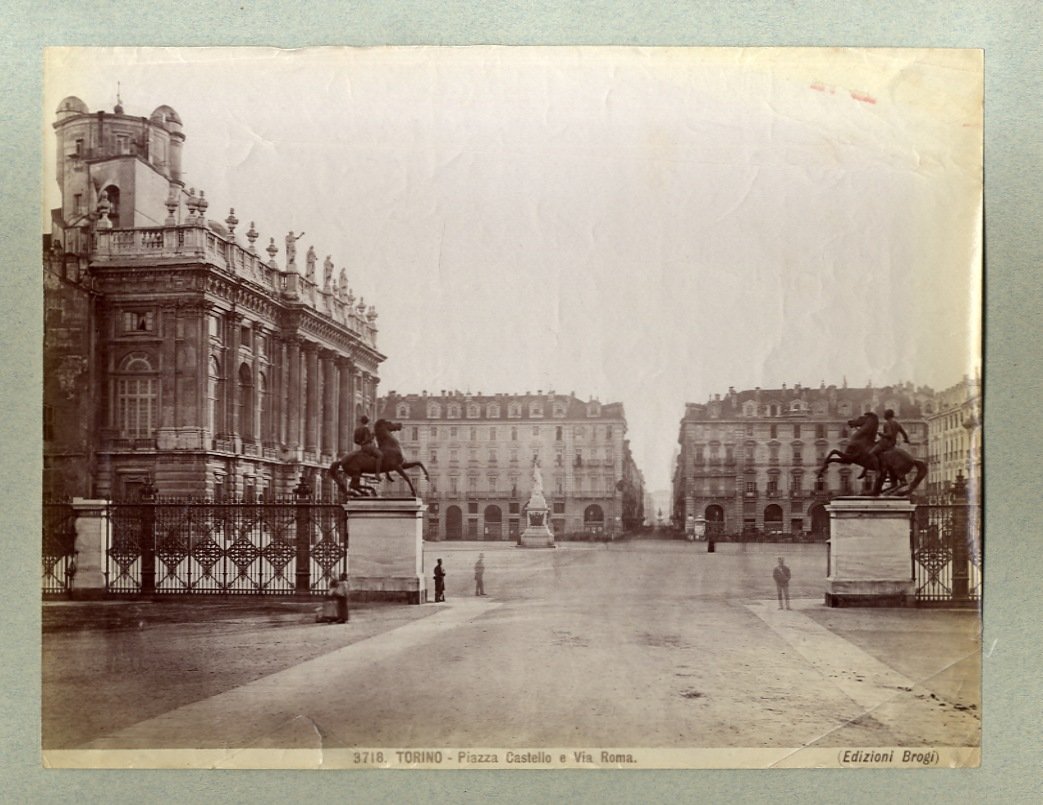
[43, 47, 982, 490]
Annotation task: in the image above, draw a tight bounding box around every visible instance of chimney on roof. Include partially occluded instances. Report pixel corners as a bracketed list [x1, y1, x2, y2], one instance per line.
[422, 390, 427, 396]
[537, 389, 542, 396]
[795, 383, 801, 392]
[782, 382, 787, 391]
[715, 393, 721, 401]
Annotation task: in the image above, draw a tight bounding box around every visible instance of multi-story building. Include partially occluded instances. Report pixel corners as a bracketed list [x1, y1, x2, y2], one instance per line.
[376, 391, 643, 540]
[672, 382, 932, 538]
[925, 372, 982, 502]
[43, 96, 384, 500]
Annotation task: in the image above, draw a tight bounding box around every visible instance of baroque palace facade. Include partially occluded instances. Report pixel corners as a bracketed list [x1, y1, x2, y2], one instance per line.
[376, 391, 645, 541]
[44, 96, 383, 500]
[671, 382, 934, 538]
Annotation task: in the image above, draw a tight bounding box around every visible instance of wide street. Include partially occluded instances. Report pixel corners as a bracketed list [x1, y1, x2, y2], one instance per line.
[42, 540, 980, 757]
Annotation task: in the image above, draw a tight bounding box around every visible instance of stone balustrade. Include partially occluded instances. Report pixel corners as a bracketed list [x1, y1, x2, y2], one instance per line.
[92, 224, 377, 344]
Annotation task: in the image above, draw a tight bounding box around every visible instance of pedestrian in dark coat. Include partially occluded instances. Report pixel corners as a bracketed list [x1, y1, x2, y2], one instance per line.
[333, 572, 349, 622]
[773, 557, 791, 609]
[474, 553, 486, 596]
[433, 558, 446, 602]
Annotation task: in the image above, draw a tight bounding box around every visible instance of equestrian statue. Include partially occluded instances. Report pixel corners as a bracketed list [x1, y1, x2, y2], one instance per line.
[328, 417, 430, 499]
[816, 410, 927, 497]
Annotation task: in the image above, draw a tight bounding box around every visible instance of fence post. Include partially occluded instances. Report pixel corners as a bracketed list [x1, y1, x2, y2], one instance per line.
[139, 478, 157, 595]
[294, 473, 313, 594]
[950, 473, 970, 601]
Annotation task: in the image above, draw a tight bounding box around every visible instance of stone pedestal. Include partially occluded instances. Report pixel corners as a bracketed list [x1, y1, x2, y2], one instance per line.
[71, 498, 109, 598]
[825, 497, 915, 607]
[519, 506, 555, 548]
[345, 498, 426, 604]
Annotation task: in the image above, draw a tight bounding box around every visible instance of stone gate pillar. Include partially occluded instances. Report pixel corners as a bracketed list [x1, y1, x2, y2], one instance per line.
[825, 497, 916, 607]
[71, 499, 110, 598]
[345, 498, 426, 604]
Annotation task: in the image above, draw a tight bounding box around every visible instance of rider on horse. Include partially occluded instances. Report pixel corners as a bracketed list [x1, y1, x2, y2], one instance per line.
[867, 409, 910, 468]
[353, 415, 382, 479]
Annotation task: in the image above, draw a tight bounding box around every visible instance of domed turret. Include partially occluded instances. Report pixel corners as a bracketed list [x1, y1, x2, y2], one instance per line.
[150, 105, 185, 184]
[55, 96, 89, 120]
[149, 105, 183, 132]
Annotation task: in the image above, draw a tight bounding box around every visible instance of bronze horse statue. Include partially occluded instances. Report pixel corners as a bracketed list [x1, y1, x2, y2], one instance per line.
[817, 412, 927, 496]
[328, 418, 430, 499]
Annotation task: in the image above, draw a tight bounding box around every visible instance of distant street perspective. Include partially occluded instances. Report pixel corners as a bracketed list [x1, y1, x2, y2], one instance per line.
[44, 540, 979, 753]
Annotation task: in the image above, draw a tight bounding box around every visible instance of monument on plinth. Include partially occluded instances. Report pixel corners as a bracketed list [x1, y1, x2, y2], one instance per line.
[825, 496, 916, 607]
[329, 417, 434, 602]
[344, 497, 427, 604]
[518, 458, 555, 548]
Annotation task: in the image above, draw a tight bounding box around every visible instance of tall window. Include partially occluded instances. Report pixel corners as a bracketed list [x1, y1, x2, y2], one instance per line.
[208, 356, 224, 434]
[238, 363, 254, 440]
[258, 372, 270, 443]
[116, 354, 158, 438]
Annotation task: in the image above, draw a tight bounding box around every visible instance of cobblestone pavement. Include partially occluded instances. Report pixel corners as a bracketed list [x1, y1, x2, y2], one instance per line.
[42, 540, 980, 751]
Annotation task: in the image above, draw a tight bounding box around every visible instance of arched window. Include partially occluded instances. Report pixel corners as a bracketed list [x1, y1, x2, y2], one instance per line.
[102, 185, 121, 226]
[208, 356, 224, 435]
[116, 353, 157, 438]
[238, 363, 254, 440]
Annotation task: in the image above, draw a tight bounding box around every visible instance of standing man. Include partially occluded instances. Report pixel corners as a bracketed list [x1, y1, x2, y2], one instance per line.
[474, 553, 486, 596]
[433, 558, 446, 602]
[353, 415, 382, 480]
[64, 551, 78, 599]
[773, 557, 791, 610]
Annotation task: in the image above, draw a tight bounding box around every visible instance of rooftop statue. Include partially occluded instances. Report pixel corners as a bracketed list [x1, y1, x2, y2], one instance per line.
[285, 230, 305, 266]
[324, 255, 335, 288]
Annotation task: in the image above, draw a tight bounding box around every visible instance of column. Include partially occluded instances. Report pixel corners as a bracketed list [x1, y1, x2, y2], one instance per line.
[272, 335, 285, 445]
[286, 336, 301, 449]
[321, 349, 336, 457]
[225, 312, 242, 437]
[200, 306, 215, 438]
[304, 342, 319, 454]
[354, 368, 365, 421]
[337, 357, 353, 453]
[160, 302, 178, 428]
[252, 326, 264, 445]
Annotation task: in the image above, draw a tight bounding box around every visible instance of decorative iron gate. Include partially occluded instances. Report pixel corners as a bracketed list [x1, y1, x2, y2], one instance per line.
[912, 503, 982, 606]
[43, 499, 77, 594]
[106, 499, 347, 595]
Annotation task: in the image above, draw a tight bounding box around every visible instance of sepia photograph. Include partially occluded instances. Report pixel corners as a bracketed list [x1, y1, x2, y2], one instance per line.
[40, 46, 982, 769]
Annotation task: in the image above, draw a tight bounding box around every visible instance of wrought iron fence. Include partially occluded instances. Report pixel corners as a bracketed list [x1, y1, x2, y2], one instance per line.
[912, 503, 982, 605]
[106, 499, 347, 596]
[43, 498, 77, 594]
